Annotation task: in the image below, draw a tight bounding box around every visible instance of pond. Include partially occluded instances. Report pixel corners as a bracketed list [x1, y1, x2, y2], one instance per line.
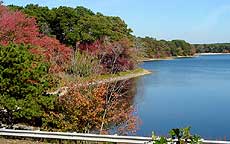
[135, 54, 230, 139]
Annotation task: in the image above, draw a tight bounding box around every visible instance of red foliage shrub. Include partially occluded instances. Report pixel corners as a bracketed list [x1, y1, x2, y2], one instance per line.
[79, 40, 102, 54]
[33, 36, 73, 73]
[0, 6, 39, 45]
[0, 5, 73, 72]
[79, 39, 136, 74]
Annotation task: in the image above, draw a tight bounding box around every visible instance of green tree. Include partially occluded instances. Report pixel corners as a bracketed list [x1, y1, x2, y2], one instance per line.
[0, 44, 56, 126]
[23, 4, 55, 35]
[171, 40, 195, 56]
[8, 4, 133, 47]
[8, 4, 55, 35]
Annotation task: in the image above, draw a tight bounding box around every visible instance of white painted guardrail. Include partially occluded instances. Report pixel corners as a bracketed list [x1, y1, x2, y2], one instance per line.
[0, 129, 230, 144]
[0, 129, 151, 144]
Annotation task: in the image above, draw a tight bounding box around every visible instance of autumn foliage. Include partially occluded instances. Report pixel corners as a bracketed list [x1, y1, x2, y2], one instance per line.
[0, 8, 39, 45]
[0, 5, 73, 72]
[43, 80, 139, 134]
[79, 38, 137, 74]
[1, 4, 137, 74]
[33, 36, 73, 73]
[0, 4, 139, 134]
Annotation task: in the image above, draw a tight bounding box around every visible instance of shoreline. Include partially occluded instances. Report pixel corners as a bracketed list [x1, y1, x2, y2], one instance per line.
[197, 53, 230, 55]
[140, 57, 174, 62]
[98, 69, 152, 83]
[139, 53, 230, 62]
[140, 55, 197, 62]
[48, 68, 152, 96]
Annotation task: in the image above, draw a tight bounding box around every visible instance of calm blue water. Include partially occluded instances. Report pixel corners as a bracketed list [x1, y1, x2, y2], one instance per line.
[135, 55, 230, 139]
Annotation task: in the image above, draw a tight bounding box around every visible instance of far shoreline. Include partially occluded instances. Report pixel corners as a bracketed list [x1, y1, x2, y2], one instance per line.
[139, 55, 197, 62]
[139, 53, 230, 62]
[197, 53, 230, 55]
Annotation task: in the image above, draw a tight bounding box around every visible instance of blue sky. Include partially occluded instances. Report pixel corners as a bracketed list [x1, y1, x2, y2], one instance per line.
[3, 0, 230, 44]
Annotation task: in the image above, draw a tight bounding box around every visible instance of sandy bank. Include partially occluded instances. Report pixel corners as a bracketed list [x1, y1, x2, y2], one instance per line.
[197, 53, 230, 55]
[140, 55, 197, 62]
[99, 69, 152, 83]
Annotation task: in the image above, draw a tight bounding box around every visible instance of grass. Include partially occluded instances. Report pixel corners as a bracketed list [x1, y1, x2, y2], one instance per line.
[55, 68, 151, 87]
[89, 68, 150, 81]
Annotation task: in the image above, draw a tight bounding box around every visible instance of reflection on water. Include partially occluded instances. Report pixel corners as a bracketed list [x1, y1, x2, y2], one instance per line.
[135, 55, 230, 139]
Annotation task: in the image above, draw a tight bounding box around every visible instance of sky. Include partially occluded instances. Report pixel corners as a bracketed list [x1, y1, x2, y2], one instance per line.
[3, 0, 230, 44]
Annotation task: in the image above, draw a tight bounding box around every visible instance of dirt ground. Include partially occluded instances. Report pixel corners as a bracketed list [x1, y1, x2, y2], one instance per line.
[0, 138, 46, 144]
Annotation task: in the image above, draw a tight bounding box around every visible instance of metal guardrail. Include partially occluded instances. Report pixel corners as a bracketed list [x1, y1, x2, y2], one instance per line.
[202, 139, 230, 144]
[0, 129, 152, 143]
[0, 129, 230, 144]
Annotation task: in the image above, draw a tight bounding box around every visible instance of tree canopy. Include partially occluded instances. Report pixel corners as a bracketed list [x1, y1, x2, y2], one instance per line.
[8, 4, 133, 47]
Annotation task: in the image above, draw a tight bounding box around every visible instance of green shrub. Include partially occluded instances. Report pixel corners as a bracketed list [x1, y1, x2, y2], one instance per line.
[69, 51, 101, 77]
[152, 127, 202, 144]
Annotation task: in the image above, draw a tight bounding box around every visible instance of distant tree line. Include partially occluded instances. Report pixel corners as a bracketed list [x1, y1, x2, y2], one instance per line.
[194, 43, 230, 53]
[134, 37, 196, 59]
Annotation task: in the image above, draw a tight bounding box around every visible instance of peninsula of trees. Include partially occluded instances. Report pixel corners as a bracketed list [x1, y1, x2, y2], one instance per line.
[135, 37, 196, 59]
[8, 4, 197, 60]
[0, 3, 205, 135]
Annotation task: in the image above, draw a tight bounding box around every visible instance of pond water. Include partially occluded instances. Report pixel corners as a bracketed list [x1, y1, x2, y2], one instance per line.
[135, 54, 230, 139]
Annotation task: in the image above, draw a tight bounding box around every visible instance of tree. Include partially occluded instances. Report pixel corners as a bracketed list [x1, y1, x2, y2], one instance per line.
[9, 5, 133, 47]
[79, 38, 137, 74]
[42, 80, 139, 135]
[171, 40, 195, 56]
[33, 36, 73, 73]
[0, 5, 73, 73]
[194, 43, 230, 53]
[135, 37, 195, 59]
[5, 4, 137, 74]
[0, 6, 40, 46]
[0, 44, 56, 126]
[23, 4, 55, 35]
[1, 4, 139, 134]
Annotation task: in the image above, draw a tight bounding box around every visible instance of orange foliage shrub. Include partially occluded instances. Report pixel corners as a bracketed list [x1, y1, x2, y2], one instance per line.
[43, 81, 140, 135]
